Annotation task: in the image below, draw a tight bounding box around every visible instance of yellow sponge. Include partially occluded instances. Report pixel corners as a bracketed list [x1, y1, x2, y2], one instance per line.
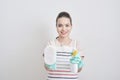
[72, 50, 78, 57]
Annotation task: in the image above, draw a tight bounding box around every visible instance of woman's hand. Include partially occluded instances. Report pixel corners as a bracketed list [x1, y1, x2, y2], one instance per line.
[78, 56, 84, 73]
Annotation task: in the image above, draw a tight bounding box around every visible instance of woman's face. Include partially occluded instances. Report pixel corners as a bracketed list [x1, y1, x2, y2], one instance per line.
[56, 17, 72, 38]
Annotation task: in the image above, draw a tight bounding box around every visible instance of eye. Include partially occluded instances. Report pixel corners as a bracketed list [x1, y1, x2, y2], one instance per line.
[66, 24, 69, 27]
[58, 24, 62, 27]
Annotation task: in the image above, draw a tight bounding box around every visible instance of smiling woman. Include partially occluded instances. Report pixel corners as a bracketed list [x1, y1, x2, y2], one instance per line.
[56, 12, 72, 39]
[43, 11, 84, 80]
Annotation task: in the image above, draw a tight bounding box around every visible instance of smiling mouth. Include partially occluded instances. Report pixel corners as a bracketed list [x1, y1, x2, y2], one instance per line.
[61, 32, 67, 35]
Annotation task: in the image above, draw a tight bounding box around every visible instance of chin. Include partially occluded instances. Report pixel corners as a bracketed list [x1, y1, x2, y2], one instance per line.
[60, 35, 69, 38]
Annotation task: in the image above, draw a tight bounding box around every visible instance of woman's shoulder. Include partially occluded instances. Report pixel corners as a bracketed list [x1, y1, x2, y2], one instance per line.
[71, 39, 80, 46]
[73, 39, 85, 57]
[71, 39, 81, 50]
[47, 39, 56, 46]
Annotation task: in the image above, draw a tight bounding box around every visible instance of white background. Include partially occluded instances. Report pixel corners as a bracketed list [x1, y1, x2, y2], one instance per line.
[0, 0, 120, 80]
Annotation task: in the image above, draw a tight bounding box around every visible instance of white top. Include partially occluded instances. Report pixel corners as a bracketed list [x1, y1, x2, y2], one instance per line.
[47, 39, 84, 56]
[45, 39, 84, 80]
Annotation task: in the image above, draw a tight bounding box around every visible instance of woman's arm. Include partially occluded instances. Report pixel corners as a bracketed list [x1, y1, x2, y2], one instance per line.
[78, 56, 84, 72]
[43, 53, 56, 72]
[43, 53, 50, 71]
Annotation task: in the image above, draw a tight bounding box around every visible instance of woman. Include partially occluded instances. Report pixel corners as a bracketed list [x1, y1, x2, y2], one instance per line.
[44, 11, 84, 80]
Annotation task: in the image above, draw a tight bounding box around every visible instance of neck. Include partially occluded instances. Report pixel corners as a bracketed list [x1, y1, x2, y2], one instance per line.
[57, 36, 71, 46]
[58, 36, 70, 42]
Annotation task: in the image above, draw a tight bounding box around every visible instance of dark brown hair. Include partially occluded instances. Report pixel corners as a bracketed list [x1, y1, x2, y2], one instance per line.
[56, 11, 72, 26]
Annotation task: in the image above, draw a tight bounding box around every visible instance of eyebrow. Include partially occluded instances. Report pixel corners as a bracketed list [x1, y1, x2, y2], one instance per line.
[58, 23, 70, 25]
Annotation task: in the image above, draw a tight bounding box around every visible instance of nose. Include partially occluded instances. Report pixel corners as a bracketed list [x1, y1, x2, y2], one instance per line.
[62, 26, 66, 31]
